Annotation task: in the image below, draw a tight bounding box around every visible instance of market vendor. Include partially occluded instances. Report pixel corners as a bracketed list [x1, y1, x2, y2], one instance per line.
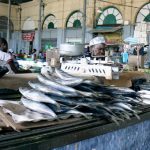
[133, 45, 145, 56]
[89, 36, 106, 59]
[0, 38, 31, 74]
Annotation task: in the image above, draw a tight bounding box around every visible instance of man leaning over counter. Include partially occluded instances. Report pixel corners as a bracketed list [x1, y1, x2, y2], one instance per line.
[0, 38, 31, 74]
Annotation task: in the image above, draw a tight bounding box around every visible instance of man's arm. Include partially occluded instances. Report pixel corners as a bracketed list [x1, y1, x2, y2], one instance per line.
[8, 60, 31, 73]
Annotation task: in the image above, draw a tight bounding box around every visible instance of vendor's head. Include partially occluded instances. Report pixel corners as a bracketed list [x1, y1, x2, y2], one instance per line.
[89, 36, 106, 56]
[0, 38, 8, 52]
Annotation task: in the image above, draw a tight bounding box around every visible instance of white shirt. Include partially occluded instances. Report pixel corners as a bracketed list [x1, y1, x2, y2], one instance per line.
[0, 51, 13, 73]
[0, 51, 11, 62]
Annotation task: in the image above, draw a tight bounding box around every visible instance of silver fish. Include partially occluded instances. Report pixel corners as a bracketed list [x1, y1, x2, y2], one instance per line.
[53, 77, 84, 87]
[57, 113, 72, 120]
[138, 90, 150, 95]
[77, 90, 112, 99]
[66, 109, 92, 119]
[113, 103, 133, 111]
[108, 87, 135, 93]
[19, 87, 60, 108]
[113, 102, 140, 119]
[142, 98, 150, 105]
[21, 97, 57, 118]
[139, 94, 150, 99]
[55, 68, 81, 81]
[41, 71, 84, 87]
[37, 74, 78, 94]
[28, 81, 66, 97]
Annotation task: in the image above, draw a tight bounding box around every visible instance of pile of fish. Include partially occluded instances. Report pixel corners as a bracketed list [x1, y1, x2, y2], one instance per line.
[14, 66, 148, 125]
[136, 82, 150, 105]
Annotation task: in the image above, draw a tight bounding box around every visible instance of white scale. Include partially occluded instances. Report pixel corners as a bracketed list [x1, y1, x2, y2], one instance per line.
[60, 57, 120, 80]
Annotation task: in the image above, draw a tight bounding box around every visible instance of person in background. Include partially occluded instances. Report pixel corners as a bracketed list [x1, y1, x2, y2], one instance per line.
[88, 36, 107, 84]
[8, 49, 19, 69]
[121, 49, 129, 64]
[133, 45, 144, 56]
[39, 51, 45, 62]
[31, 48, 37, 61]
[18, 49, 24, 59]
[0, 38, 31, 73]
[89, 36, 106, 60]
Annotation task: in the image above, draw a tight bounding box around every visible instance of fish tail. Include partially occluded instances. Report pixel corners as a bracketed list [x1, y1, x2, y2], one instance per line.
[133, 113, 140, 120]
[110, 116, 120, 125]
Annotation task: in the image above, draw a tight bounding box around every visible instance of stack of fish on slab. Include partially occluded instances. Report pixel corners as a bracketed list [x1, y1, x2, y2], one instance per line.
[19, 87, 59, 119]
[18, 67, 146, 124]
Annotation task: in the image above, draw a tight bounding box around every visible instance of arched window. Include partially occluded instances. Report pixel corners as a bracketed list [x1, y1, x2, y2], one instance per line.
[48, 22, 54, 29]
[144, 14, 150, 22]
[73, 19, 81, 28]
[136, 3, 150, 23]
[23, 17, 35, 30]
[66, 11, 83, 28]
[0, 16, 14, 31]
[42, 14, 57, 29]
[103, 14, 117, 25]
[0, 16, 14, 38]
[97, 7, 123, 26]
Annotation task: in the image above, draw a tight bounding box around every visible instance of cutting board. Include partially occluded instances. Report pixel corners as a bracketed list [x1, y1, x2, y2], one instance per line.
[0, 73, 37, 90]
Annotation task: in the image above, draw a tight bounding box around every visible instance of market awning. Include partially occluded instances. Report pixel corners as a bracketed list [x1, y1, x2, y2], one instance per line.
[89, 26, 122, 33]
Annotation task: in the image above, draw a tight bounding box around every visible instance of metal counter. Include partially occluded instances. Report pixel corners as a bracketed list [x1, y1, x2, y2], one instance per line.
[0, 105, 150, 150]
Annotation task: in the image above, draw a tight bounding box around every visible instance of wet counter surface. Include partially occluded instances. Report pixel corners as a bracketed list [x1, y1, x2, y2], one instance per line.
[0, 105, 150, 150]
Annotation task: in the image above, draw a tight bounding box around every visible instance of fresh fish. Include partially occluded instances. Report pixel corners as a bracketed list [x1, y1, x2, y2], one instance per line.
[66, 109, 92, 119]
[28, 81, 67, 97]
[108, 106, 131, 120]
[113, 102, 140, 119]
[53, 77, 84, 87]
[137, 90, 150, 95]
[142, 98, 150, 105]
[139, 85, 150, 90]
[139, 94, 150, 99]
[108, 87, 135, 93]
[101, 86, 138, 98]
[37, 74, 78, 94]
[113, 102, 133, 111]
[96, 105, 123, 122]
[19, 87, 60, 108]
[49, 95, 97, 108]
[108, 96, 141, 105]
[41, 71, 84, 87]
[108, 106, 127, 112]
[57, 113, 72, 120]
[55, 68, 81, 81]
[21, 97, 57, 118]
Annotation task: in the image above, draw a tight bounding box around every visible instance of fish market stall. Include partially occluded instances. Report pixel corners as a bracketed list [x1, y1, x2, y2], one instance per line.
[0, 68, 149, 149]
